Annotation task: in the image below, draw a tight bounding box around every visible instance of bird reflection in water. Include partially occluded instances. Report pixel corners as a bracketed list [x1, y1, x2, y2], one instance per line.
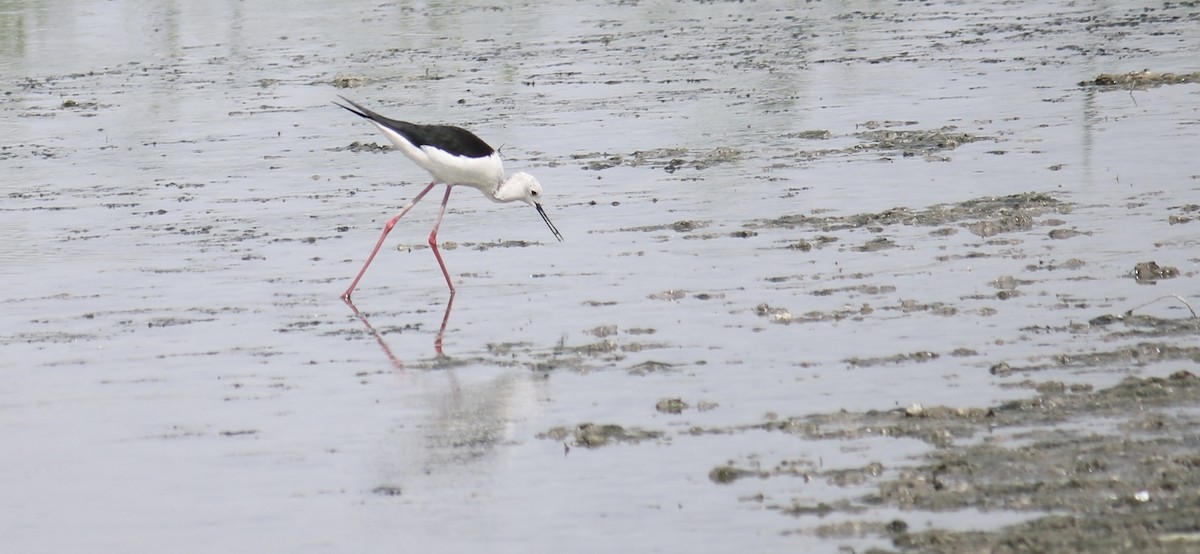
[344, 295, 455, 367]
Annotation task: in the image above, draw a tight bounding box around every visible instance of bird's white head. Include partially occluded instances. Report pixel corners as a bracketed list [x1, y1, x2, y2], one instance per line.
[503, 172, 543, 206]
[501, 171, 563, 242]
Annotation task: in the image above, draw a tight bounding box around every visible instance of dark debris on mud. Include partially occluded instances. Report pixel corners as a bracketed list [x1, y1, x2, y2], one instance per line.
[1168, 203, 1199, 226]
[753, 301, 875, 325]
[538, 423, 664, 449]
[698, 371, 1200, 553]
[884, 371, 1200, 553]
[1132, 261, 1181, 284]
[574, 123, 991, 171]
[574, 147, 741, 172]
[1079, 70, 1200, 90]
[852, 126, 992, 158]
[618, 220, 710, 234]
[749, 192, 1066, 238]
[1008, 341, 1200, 374]
[503, 331, 672, 374]
[329, 141, 391, 153]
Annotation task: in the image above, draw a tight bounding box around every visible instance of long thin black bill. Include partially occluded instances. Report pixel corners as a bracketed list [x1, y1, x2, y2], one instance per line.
[535, 203, 564, 242]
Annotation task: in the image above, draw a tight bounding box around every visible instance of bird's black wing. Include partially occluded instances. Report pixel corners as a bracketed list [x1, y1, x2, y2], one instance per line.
[334, 96, 495, 159]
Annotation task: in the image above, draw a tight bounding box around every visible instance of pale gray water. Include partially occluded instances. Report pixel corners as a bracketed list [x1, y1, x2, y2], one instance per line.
[2, 1, 1198, 552]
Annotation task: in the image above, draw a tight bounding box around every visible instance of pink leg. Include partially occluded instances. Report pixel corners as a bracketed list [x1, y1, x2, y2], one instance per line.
[342, 181, 439, 302]
[433, 293, 455, 356]
[428, 186, 455, 294]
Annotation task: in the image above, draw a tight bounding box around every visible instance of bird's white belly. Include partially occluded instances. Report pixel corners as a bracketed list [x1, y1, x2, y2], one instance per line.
[370, 120, 504, 189]
[420, 147, 504, 189]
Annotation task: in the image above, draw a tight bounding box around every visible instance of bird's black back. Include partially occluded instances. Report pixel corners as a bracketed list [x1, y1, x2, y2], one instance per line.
[335, 96, 496, 159]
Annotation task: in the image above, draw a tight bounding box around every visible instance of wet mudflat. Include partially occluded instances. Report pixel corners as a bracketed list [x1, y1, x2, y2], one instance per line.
[2, 1, 1199, 552]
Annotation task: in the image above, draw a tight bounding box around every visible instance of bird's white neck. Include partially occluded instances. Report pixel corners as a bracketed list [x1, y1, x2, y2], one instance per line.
[490, 173, 533, 203]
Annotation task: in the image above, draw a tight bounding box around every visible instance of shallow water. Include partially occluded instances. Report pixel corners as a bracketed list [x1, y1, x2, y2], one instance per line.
[2, 0, 1199, 551]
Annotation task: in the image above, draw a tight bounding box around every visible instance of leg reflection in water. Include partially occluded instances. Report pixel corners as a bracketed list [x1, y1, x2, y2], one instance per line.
[344, 294, 455, 367]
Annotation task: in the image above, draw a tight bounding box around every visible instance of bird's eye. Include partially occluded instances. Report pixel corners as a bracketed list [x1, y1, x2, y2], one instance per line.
[530, 190, 539, 196]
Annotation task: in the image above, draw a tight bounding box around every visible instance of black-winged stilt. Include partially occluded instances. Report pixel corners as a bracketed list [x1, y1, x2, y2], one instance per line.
[334, 96, 562, 301]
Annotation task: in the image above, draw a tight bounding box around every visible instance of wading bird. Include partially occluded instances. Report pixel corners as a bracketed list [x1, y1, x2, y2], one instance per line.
[334, 97, 562, 301]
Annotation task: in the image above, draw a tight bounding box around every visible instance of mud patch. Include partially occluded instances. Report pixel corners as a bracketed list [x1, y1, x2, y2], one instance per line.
[574, 147, 740, 172]
[617, 220, 710, 234]
[750, 192, 1066, 239]
[538, 423, 665, 448]
[853, 126, 992, 157]
[1079, 70, 1200, 90]
[883, 371, 1200, 552]
[698, 371, 1200, 552]
[1132, 261, 1181, 284]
